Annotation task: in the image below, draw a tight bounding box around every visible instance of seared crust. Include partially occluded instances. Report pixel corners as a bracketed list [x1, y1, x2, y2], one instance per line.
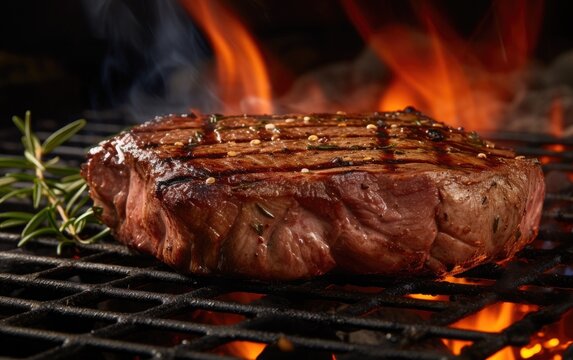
[82, 110, 545, 280]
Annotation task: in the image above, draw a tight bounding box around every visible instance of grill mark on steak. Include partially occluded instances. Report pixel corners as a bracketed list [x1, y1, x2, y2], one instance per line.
[132, 124, 512, 159]
[127, 113, 514, 194]
[158, 150, 496, 177]
[374, 121, 397, 172]
[149, 150, 505, 192]
[155, 161, 410, 192]
[153, 157, 501, 197]
[136, 118, 506, 144]
[138, 115, 512, 192]
[134, 130, 504, 171]
[202, 114, 220, 144]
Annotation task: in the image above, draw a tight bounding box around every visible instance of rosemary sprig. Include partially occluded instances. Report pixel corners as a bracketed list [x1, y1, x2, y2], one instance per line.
[0, 112, 109, 254]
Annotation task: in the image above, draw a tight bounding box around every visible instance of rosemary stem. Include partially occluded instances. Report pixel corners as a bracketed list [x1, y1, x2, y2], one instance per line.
[35, 148, 78, 238]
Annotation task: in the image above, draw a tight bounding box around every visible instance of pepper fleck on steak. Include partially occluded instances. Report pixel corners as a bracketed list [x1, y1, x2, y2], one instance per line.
[81, 109, 545, 280]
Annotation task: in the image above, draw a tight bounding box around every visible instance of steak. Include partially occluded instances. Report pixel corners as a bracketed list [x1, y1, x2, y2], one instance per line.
[81, 109, 545, 280]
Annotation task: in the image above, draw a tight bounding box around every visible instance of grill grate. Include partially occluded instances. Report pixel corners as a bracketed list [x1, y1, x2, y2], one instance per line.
[0, 117, 572, 359]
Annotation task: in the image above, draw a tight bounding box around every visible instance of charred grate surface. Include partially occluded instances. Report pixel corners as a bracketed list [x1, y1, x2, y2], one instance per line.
[0, 118, 572, 359]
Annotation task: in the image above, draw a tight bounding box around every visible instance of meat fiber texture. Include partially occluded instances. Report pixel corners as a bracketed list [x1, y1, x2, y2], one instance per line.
[82, 109, 545, 280]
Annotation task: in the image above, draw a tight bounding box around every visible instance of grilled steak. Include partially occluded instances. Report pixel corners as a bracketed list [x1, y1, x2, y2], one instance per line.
[82, 109, 545, 280]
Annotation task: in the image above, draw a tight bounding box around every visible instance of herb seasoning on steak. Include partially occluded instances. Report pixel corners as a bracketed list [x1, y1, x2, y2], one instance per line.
[82, 109, 545, 280]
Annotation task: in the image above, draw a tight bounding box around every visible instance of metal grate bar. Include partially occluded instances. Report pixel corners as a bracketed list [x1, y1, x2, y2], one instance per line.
[0, 121, 572, 359]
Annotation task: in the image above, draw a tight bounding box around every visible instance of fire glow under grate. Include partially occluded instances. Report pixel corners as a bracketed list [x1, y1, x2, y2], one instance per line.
[0, 118, 572, 360]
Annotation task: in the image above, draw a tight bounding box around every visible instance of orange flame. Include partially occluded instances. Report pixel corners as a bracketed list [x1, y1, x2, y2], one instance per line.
[540, 95, 566, 167]
[445, 302, 534, 359]
[180, 0, 272, 114]
[343, 0, 544, 130]
[409, 277, 572, 359]
[443, 302, 573, 359]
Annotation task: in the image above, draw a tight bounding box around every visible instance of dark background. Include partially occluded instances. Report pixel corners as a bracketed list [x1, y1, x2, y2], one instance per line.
[0, 0, 571, 125]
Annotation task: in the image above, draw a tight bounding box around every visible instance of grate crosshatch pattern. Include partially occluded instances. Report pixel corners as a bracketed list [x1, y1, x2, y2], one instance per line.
[0, 117, 572, 359]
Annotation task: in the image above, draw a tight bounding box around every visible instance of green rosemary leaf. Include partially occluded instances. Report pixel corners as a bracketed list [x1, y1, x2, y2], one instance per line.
[0, 176, 17, 188]
[0, 212, 34, 220]
[0, 157, 31, 169]
[32, 179, 42, 208]
[42, 119, 86, 154]
[46, 165, 80, 177]
[78, 208, 96, 219]
[39, 183, 60, 205]
[79, 227, 111, 245]
[65, 183, 88, 214]
[21, 207, 50, 239]
[0, 188, 33, 204]
[18, 228, 58, 247]
[0, 219, 28, 229]
[24, 150, 45, 171]
[44, 156, 60, 167]
[23, 112, 36, 154]
[46, 209, 59, 231]
[43, 179, 66, 191]
[32, 136, 41, 153]
[73, 208, 98, 232]
[61, 178, 85, 194]
[56, 239, 75, 255]
[59, 217, 75, 232]
[4, 173, 36, 182]
[11, 115, 25, 134]
[70, 196, 90, 217]
[74, 218, 87, 233]
[61, 173, 83, 183]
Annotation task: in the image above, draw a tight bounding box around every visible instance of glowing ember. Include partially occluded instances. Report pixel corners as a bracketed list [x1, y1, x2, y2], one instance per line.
[408, 293, 443, 301]
[218, 341, 266, 360]
[522, 328, 573, 359]
[184, 292, 266, 358]
[521, 343, 543, 359]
